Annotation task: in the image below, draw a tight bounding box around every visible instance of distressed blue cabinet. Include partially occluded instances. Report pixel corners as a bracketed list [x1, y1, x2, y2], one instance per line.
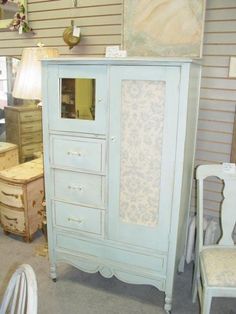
[42, 58, 201, 313]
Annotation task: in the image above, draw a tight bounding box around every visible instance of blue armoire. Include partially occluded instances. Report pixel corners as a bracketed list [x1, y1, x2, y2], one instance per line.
[41, 58, 201, 313]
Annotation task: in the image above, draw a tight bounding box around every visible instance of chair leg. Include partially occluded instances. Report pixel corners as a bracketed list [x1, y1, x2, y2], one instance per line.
[192, 261, 199, 303]
[202, 288, 212, 314]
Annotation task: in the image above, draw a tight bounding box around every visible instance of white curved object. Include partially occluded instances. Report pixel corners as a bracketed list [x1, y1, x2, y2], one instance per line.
[0, 264, 37, 314]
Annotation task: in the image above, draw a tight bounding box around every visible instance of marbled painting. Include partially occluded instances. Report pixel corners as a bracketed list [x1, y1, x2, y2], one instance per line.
[123, 0, 206, 57]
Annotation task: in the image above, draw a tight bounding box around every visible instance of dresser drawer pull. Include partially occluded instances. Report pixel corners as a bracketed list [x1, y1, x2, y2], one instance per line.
[3, 215, 18, 222]
[68, 185, 83, 191]
[24, 115, 33, 118]
[24, 137, 33, 141]
[67, 217, 83, 224]
[25, 148, 34, 152]
[2, 191, 19, 199]
[67, 151, 82, 157]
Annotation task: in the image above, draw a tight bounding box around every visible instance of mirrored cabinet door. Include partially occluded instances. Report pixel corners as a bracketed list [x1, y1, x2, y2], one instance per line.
[47, 65, 107, 135]
[61, 78, 95, 120]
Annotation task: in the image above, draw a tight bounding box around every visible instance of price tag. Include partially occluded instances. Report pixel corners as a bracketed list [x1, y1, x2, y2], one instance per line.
[19, 25, 23, 35]
[73, 26, 80, 38]
[222, 163, 236, 173]
[105, 46, 120, 57]
[117, 50, 127, 57]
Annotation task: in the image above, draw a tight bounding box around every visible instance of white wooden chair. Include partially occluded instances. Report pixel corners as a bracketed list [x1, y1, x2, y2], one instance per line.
[0, 264, 37, 314]
[192, 164, 236, 314]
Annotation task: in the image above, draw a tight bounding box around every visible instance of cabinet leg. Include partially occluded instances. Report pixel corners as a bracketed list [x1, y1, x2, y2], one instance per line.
[23, 236, 32, 243]
[50, 264, 57, 282]
[164, 296, 172, 313]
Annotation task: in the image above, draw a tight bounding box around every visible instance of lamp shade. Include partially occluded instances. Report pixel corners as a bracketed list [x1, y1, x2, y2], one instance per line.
[12, 47, 59, 100]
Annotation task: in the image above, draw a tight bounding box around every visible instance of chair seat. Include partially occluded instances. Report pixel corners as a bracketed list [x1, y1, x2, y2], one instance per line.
[201, 248, 236, 287]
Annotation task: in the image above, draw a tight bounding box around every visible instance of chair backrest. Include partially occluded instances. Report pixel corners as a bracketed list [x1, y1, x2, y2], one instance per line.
[196, 164, 236, 252]
[0, 264, 37, 314]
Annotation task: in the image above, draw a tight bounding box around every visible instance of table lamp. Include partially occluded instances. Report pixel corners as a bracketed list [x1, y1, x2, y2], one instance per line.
[12, 46, 59, 106]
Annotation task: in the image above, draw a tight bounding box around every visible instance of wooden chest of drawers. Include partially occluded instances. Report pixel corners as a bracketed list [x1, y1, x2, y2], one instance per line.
[5, 106, 43, 163]
[0, 158, 44, 242]
[0, 142, 19, 171]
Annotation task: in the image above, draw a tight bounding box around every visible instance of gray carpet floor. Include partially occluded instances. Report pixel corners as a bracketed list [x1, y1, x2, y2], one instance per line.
[0, 228, 235, 314]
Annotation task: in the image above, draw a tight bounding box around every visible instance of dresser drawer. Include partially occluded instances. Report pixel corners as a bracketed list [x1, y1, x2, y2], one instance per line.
[52, 136, 105, 172]
[21, 121, 42, 133]
[21, 132, 42, 145]
[22, 143, 43, 157]
[54, 201, 103, 235]
[20, 110, 41, 122]
[54, 170, 105, 208]
[1, 205, 25, 234]
[0, 181, 24, 208]
[55, 234, 167, 276]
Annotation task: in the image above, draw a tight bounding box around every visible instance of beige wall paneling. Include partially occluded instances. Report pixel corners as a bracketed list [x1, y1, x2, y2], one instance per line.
[192, 0, 236, 217]
[0, 0, 123, 58]
[0, 0, 235, 220]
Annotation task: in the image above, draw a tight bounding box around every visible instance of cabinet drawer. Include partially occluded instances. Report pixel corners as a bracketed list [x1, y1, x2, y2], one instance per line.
[1, 205, 25, 234]
[52, 136, 105, 172]
[54, 170, 105, 208]
[56, 234, 167, 275]
[54, 201, 103, 235]
[21, 121, 42, 133]
[20, 110, 42, 122]
[21, 132, 42, 145]
[22, 143, 43, 157]
[0, 181, 24, 208]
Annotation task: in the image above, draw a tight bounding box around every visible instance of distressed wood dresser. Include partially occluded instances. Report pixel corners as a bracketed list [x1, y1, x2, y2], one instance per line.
[5, 105, 43, 163]
[0, 158, 44, 242]
[0, 142, 19, 171]
[42, 58, 201, 313]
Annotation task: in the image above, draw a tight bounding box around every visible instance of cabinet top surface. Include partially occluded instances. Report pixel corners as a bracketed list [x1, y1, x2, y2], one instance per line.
[0, 142, 17, 153]
[0, 158, 43, 183]
[5, 105, 41, 112]
[41, 57, 201, 65]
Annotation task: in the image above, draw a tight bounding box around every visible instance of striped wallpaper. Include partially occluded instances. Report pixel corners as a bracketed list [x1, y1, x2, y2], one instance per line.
[0, 0, 123, 58]
[0, 0, 235, 218]
[191, 0, 236, 217]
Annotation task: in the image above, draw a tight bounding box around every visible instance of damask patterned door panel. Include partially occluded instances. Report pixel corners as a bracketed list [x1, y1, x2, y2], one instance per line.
[108, 65, 180, 252]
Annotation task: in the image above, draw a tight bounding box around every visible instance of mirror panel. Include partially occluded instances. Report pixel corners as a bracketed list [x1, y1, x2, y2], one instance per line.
[61, 78, 96, 120]
[0, 56, 20, 141]
[0, 0, 27, 29]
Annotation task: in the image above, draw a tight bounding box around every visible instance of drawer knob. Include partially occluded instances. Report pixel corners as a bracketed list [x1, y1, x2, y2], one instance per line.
[68, 185, 83, 191]
[67, 151, 82, 157]
[67, 217, 83, 224]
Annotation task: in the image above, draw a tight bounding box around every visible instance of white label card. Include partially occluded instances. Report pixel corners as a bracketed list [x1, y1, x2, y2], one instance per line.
[223, 163, 236, 173]
[105, 46, 120, 57]
[73, 26, 80, 37]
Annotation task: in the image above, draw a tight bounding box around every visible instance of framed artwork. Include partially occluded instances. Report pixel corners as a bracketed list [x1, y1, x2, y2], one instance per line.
[123, 0, 206, 57]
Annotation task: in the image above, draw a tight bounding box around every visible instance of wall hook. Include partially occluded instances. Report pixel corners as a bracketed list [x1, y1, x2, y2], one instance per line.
[72, 0, 77, 7]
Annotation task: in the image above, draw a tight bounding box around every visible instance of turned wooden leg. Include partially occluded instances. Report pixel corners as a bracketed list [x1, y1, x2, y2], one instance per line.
[23, 235, 32, 243]
[50, 263, 57, 282]
[164, 295, 172, 313]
